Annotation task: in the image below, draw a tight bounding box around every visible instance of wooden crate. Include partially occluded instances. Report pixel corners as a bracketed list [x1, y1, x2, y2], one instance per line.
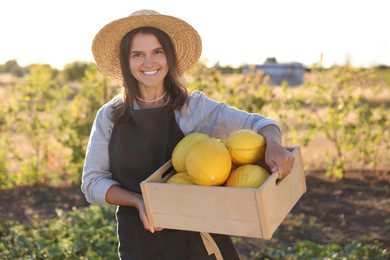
[140, 146, 306, 239]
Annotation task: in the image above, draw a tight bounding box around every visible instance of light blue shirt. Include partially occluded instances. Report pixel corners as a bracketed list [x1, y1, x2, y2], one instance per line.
[81, 90, 280, 205]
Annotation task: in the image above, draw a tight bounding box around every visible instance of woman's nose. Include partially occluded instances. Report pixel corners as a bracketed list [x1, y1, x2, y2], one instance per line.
[143, 55, 154, 66]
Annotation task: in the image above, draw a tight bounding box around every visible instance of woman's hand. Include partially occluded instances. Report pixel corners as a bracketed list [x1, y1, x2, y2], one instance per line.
[135, 196, 164, 233]
[264, 139, 294, 179]
[258, 125, 295, 179]
[105, 185, 163, 233]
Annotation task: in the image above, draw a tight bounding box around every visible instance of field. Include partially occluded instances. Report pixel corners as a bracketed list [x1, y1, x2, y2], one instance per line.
[0, 161, 389, 258]
[0, 65, 390, 258]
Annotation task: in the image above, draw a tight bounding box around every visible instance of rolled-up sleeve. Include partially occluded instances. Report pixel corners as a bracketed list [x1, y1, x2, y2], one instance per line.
[81, 100, 120, 205]
[176, 90, 280, 139]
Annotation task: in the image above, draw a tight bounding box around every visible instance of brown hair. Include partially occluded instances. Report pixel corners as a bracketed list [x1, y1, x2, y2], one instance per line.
[112, 27, 188, 124]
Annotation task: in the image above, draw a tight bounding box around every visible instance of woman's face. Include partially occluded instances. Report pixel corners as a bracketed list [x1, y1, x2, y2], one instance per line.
[129, 32, 169, 91]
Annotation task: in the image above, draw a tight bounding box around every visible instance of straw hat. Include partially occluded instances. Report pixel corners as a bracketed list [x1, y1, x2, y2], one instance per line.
[92, 10, 202, 81]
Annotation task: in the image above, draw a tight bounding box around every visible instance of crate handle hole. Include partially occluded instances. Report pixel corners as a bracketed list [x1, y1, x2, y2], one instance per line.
[275, 175, 283, 186]
[161, 166, 175, 180]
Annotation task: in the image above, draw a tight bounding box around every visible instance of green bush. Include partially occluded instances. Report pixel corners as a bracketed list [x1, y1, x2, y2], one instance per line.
[247, 240, 389, 260]
[0, 205, 118, 259]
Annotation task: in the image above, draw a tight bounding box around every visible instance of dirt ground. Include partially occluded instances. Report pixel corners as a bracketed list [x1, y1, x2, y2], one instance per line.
[1, 169, 389, 253]
[235, 170, 390, 254]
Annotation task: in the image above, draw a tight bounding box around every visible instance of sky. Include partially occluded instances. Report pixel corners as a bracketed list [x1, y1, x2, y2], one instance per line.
[0, 0, 389, 69]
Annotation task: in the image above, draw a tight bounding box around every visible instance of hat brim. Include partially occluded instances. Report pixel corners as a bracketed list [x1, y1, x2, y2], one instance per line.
[92, 12, 202, 81]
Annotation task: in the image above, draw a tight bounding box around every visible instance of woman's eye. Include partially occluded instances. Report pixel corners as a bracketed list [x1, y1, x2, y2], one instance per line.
[155, 49, 164, 55]
[131, 52, 142, 58]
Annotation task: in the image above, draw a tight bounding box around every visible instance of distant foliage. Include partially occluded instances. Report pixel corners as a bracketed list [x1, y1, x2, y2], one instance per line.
[303, 66, 390, 178]
[59, 64, 120, 184]
[0, 60, 389, 187]
[1, 64, 72, 187]
[0, 63, 120, 188]
[0, 59, 27, 77]
[188, 62, 273, 113]
[62, 61, 92, 81]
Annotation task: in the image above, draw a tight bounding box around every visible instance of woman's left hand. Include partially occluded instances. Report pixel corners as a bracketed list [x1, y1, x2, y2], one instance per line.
[258, 125, 295, 179]
[264, 139, 295, 179]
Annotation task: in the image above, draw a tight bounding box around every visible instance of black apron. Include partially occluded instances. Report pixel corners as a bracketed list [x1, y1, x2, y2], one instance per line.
[109, 107, 239, 260]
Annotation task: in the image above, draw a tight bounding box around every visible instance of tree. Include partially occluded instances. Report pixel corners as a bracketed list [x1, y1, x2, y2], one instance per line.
[59, 63, 120, 183]
[62, 61, 91, 81]
[264, 57, 277, 64]
[0, 59, 26, 77]
[305, 66, 389, 178]
[6, 64, 72, 185]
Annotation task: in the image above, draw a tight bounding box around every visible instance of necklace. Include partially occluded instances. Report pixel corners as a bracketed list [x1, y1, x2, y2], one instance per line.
[136, 91, 167, 103]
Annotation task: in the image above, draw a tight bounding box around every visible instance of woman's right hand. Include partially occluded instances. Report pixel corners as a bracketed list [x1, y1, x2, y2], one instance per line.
[105, 185, 163, 233]
[135, 195, 164, 233]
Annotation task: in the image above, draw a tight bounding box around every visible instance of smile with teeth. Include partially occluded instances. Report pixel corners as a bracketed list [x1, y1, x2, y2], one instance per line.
[143, 69, 159, 75]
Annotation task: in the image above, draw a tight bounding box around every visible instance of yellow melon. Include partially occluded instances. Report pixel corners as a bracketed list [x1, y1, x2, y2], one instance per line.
[185, 138, 232, 186]
[166, 172, 195, 185]
[225, 164, 269, 188]
[225, 129, 266, 165]
[172, 132, 210, 172]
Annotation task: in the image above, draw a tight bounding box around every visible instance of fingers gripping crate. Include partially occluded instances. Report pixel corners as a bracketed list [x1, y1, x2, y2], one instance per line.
[140, 146, 306, 239]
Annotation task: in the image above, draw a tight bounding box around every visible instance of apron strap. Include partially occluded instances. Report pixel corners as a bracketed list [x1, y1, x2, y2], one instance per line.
[200, 232, 224, 260]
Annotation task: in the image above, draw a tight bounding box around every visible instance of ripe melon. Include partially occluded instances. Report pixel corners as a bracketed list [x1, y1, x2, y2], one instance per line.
[166, 172, 195, 185]
[226, 164, 269, 188]
[225, 129, 266, 165]
[172, 132, 210, 172]
[185, 138, 232, 186]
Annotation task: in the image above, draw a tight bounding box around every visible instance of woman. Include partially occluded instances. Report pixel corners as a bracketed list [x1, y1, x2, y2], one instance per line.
[82, 10, 294, 259]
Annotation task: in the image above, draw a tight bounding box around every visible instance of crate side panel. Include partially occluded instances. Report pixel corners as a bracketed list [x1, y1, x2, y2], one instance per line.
[153, 213, 263, 238]
[255, 146, 306, 236]
[143, 183, 260, 222]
